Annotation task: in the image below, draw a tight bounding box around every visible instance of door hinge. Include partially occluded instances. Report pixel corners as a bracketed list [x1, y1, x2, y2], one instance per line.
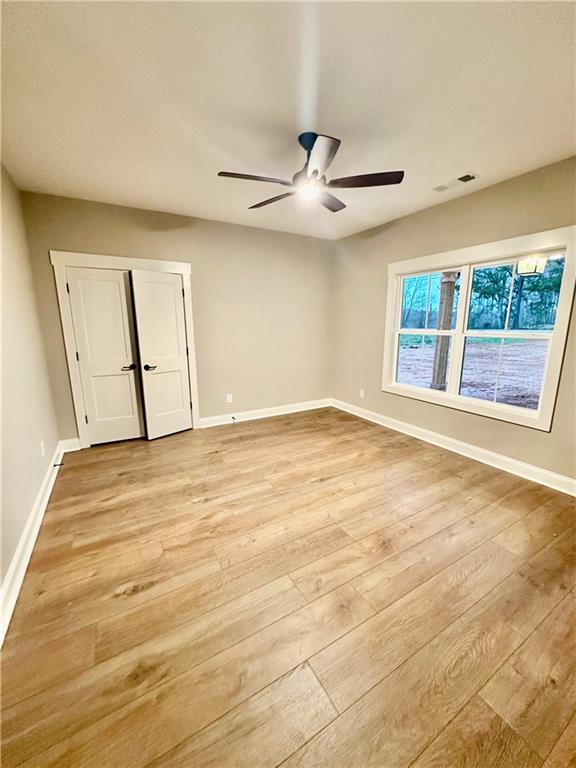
[182, 288, 185, 298]
[66, 282, 70, 294]
[190, 401, 193, 410]
[186, 346, 189, 356]
[85, 414, 88, 424]
[75, 351, 80, 362]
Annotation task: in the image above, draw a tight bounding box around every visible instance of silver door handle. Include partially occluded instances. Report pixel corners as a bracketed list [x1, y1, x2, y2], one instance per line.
[121, 363, 136, 371]
[143, 364, 157, 371]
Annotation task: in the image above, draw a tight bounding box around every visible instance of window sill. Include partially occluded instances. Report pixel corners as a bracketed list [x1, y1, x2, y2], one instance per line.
[381, 381, 551, 431]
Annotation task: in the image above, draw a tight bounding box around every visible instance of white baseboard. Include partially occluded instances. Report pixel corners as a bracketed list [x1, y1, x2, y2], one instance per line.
[199, 399, 332, 428]
[330, 399, 576, 497]
[0, 439, 76, 646]
[200, 396, 575, 495]
[59, 437, 82, 452]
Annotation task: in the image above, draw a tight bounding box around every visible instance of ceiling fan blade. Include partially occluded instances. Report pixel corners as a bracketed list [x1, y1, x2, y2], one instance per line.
[249, 192, 295, 209]
[306, 135, 341, 178]
[218, 172, 292, 186]
[327, 171, 405, 188]
[318, 191, 346, 213]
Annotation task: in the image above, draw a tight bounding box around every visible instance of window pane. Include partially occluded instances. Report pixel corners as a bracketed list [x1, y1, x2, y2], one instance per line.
[460, 337, 549, 410]
[459, 337, 501, 402]
[467, 264, 513, 330]
[401, 276, 428, 328]
[402, 271, 461, 330]
[396, 334, 452, 390]
[509, 256, 565, 330]
[495, 339, 548, 410]
[428, 271, 461, 330]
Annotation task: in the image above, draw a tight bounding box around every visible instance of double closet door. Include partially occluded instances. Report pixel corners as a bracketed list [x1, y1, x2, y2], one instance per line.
[67, 267, 192, 445]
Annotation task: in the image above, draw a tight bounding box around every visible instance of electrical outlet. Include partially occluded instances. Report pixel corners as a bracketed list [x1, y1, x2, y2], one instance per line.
[359, 389, 365, 399]
[226, 393, 233, 404]
[40, 440, 46, 457]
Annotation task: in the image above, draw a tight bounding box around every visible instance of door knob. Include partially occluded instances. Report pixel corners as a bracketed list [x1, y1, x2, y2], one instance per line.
[121, 363, 136, 371]
[143, 364, 157, 371]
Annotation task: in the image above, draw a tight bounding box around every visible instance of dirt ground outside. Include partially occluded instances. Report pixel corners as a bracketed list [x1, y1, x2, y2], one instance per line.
[397, 338, 547, 410]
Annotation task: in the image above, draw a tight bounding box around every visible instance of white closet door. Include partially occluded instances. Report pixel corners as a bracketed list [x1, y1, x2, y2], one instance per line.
[132, 270, 192, 440]
[67, 267, 144, 444]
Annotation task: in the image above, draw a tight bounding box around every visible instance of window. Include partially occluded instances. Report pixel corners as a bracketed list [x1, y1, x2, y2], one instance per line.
[382, 227, 575, 430]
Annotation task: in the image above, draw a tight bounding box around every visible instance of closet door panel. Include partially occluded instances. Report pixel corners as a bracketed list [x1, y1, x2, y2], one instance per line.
[132, 270, 192, 439]
[67, 267, 144, 444]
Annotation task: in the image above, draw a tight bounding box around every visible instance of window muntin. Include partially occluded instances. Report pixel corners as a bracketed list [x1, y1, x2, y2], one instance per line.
[385, 242, 571, 429]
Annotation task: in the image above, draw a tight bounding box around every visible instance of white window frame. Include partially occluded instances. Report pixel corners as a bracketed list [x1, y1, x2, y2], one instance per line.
[381, 226, 575, 431]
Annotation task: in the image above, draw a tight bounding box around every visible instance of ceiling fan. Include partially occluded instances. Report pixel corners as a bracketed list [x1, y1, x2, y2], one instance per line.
[218, 132, 404, 213]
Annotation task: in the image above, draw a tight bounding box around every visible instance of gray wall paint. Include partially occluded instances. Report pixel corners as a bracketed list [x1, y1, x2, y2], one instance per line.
[16, 157, 576, 483]
[1, 168, 60, 580]
[21, 194, 334, 438]
[331, 157, 576, 478]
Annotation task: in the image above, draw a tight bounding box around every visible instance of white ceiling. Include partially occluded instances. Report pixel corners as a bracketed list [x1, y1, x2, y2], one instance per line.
[2, 2, 575, 240]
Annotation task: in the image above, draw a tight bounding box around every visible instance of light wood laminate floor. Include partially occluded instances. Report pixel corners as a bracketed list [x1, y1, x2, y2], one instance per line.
[2, 408, 575, 768]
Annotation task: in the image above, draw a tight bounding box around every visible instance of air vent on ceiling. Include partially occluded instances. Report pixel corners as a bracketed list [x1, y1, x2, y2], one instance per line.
[433, 173, 478, 192]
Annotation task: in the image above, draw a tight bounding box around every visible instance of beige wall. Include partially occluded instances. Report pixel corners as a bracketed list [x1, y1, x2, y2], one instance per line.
[1, 168, 60, 580]
[331, 157, 576, 478]
[21, 194, 334, 438]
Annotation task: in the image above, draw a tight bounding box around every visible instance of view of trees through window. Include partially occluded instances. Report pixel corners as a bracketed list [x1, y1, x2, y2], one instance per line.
[395, 253, 565, 410]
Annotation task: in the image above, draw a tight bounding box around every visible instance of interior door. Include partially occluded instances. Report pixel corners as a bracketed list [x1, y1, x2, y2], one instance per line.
[131, 270, 192, 439]
[67, 267, 144, 444]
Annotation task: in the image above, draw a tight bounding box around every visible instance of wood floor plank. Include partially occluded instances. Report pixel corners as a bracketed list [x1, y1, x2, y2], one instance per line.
[95, 524, 353, 661]
[352, 484, 556, 612]
[335, 459, 475, 540]
[6, 548, 222, 652]
[19, 541, 166, 603]
[494, 496, 575, 558]
[144, 663, 336, 768]
[7, 584, 372, 768]
[481, 593, 576, 760]
[410, 696, 542, 768]
[291, 473, 521, 601]
[502, 529, 576, 637]
[309, 540, 520, 711]
[0, 625, 96, 708]
[541, 712, 576, 768]
[282, 563, 525, 768]
[2, 577, 306, 766]
[2, 410, 573, 768]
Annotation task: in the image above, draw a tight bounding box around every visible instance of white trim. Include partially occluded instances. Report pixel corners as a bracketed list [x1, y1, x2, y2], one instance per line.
[199, 399, 332, 428]
[382, 226, 576, 432]
[183, 273, 200, 429]
[50, 250, 200, 442]
[0, 439, 77, 646]
[53, 261, 91, 448]
[330, 399, 576, 497]
[387, 227, 574, 276]
[50, 250, 191, 275]
[195, 396, 575, 494]
[59, 437, 82, 453]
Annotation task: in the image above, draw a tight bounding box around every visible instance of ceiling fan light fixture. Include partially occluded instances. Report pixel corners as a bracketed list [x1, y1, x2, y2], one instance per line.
[297, 181, 320, 200]
[218, 132, 405, 212]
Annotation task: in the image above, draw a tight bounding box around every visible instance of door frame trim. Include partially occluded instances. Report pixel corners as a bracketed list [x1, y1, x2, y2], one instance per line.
[51, 250, 200, 447]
